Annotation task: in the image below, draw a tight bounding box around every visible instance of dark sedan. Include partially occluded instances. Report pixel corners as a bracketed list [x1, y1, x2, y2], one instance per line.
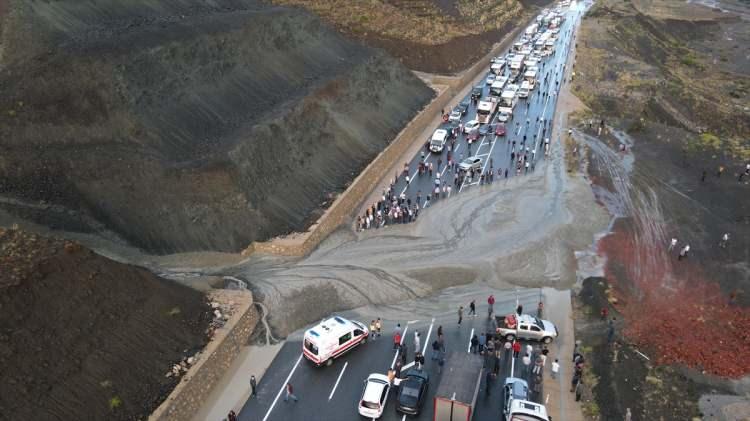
[458, 99, 471, 115]
[395, 369, 429, 415]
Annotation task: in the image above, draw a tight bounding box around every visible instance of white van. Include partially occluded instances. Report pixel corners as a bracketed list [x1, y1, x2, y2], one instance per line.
[490, 60, 505, 75]
[518, 81, 531, 98]
[430, 129, 449, 153]
[303, 316, 369, 366]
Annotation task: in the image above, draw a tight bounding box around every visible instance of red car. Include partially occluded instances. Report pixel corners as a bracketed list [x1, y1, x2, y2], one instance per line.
[495, 123, 506, 136]
[467, 130, 480, 142]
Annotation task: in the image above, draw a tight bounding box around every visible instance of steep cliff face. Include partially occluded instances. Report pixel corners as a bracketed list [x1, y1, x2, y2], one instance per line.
[0, 0, 434, 253]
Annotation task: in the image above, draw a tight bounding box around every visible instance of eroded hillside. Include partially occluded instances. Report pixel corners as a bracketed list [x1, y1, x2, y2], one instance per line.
[0, 0, 434, 253]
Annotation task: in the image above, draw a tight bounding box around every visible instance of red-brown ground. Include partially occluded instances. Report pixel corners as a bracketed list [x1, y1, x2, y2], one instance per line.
[598, 222, 750, 378]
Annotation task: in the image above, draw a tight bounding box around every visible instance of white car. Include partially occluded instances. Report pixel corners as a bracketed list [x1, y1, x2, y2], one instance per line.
[463, 119, 480, 134]
[448, 109, 462, 123]
[497, 109, 512, 122]
[485, 74, 496, 85]
[358, 373, 391, 419]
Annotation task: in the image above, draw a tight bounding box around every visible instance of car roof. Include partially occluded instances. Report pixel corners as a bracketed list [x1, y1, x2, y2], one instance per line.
[305, 316, 360, 342]
[404, 369, 429, 381]
[363, 374, 389, 401]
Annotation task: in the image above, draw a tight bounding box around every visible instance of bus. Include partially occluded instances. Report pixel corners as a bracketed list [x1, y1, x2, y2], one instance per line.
[476, 99, 498, 124]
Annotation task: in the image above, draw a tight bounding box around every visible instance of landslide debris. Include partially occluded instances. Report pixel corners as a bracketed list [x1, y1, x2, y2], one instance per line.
[269, 0, 540, 73]
[0, 0, 434, 254]
[0, 228, 211, 420]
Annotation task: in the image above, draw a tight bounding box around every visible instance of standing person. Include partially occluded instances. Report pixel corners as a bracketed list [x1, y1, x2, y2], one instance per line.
[551, 358, 560, 379]
[487, 294, 495, 318]
[400, 343, 408, 365]
[717, 165, 725, 177]
[369, 320, 377, 340]
[394, 323, 402, 337]
[228, 410, 238, 421]
[678, 244, 690, 260]
[414, 331, 421, 354]
[607, 318, 616, 344]
[469, 300, 477, 317]
[720, 233, 730, 248]
[394, 331, 402, 350]
[415, 351, 425, 371]
[516, 304, 523, 316]
[479, 333, 487, 354]
[471, 334, 479, 354]
[512, 340, 521, 358]
[485, 370, 495, 396]
[668, 238, 677, 251]
[701, 170, 707, 182]
[493, 350, 502, 375]
[284, 383, 298, 403]
[437, 325, 443, 340]
[575, 379, 583, 401]
[625, 408, 632, 421]
[533, 354, 544, 374]
[250, 375, 257, 397]
[458, 305, 464, 325]
[375, 318, 382, 337]
[522, 353, 532, 376]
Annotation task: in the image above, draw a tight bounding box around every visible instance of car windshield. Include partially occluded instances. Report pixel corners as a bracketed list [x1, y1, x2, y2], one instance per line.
[532, 317, 544, 328]
[362, 400, 380, 409]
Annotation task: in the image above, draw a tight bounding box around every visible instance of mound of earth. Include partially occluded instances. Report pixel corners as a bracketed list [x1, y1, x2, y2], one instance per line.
[0, 0, 434, 254]
[270, 0, 552, 73]
[0, 228, 211, 420]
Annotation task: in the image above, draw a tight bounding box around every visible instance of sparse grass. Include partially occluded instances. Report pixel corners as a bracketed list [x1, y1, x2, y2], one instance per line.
[109, 396, 122, 410]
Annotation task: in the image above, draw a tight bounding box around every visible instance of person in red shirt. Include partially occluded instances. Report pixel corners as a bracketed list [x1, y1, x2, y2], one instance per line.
[487, 294, 496, 318]
[394, 332, 402, 350]
[512, 340, 521, 358]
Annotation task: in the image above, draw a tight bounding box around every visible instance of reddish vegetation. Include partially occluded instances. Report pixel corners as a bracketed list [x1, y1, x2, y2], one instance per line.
[598, 226, 750, 378]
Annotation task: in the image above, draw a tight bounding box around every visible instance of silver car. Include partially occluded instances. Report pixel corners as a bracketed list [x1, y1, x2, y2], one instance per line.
[458, 157, 483, 172]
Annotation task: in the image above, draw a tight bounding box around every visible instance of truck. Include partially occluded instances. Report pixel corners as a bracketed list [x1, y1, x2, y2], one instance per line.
[476, 99, 498, 124]
[433, 352, 483, 421]
[501, 85, 518, 107]
[430, 129, 450, 153]
[490, 76, 508, 96]
[495, 313, 558, 344]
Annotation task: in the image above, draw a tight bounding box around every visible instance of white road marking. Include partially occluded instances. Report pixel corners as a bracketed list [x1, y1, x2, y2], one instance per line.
[466, 327, 475, 353]
[422, 318, 435, 355]
[328, 361, 348, 401]
[262, 354, 303, 421]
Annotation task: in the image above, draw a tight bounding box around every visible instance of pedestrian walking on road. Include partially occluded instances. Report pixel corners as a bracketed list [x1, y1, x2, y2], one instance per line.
[284, 383, 298, 403]
[512, 341, 521, 358]
[414, 331, 421, 353]
[701, 170, 707, 182]
[375, 318, 382, 337]
[394, 323, 402, 336]
[487, 294, 495, 318]
[551, 358, 560, 379]
[668, 238, 677, 251]
[394, 331, 402, 350]
[400, 343, 408, 365]
[370, 320, 376, 340]
[625, 408, 632, 421]
[471, 335, 479, 354]
[469, 300, 477, 317]
[250, 375, 257, 397]
[458, 306, 464, 325]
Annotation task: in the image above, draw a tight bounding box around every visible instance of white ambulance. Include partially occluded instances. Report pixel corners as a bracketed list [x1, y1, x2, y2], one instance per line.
[302, 316, 369, 366]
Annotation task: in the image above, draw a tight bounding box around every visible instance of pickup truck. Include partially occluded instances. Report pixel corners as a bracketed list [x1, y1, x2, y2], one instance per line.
[495, 313, 558, 344]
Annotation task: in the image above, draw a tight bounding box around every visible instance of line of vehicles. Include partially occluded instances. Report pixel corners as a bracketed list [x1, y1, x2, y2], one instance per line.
[424, 4, 568, 178]
[301, 309, 559, 420]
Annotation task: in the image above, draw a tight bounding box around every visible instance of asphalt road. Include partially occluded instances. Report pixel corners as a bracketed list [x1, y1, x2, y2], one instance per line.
[239, 286, 550, 421]
[369, 4, 581, 220]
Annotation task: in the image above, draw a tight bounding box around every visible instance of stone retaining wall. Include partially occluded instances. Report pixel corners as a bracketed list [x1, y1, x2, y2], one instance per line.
[150, 291, 258, 421]
[244, 15, 532, 258]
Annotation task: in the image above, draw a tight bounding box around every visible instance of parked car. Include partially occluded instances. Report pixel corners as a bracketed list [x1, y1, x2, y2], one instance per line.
[495, 313, 558, 343]
[495, 123, 507, 136]
[458, 99, 471, 115]
[471, 86, 483, 101]
[503, 377, 529, 418]
[358, 373, 391, 419]
[395, 369, 429, 415]
[458, 157, 483, 172]
[463, 119, 480, 134]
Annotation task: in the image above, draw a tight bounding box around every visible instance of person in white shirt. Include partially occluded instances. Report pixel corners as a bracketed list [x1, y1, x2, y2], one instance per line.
[668, 238, 677, 251]
[551, 358, 560, 379]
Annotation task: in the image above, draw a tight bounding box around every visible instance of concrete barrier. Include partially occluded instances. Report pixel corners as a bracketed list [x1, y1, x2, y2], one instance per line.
[150, 291, 258, 421]
[244, 13, 534, 258]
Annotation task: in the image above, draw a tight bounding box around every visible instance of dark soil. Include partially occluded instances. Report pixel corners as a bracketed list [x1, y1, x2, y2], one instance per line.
[0, 228, 211, 420]
[575, 277, 704, 420]
[364, 21, 518, 74]
[0, 0, 434, 254]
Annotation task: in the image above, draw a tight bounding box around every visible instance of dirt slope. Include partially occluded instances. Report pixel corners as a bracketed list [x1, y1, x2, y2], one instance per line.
[269, 0, 551, 73]
[0, 228, 211, 420]
[0, 0, 434, 254]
